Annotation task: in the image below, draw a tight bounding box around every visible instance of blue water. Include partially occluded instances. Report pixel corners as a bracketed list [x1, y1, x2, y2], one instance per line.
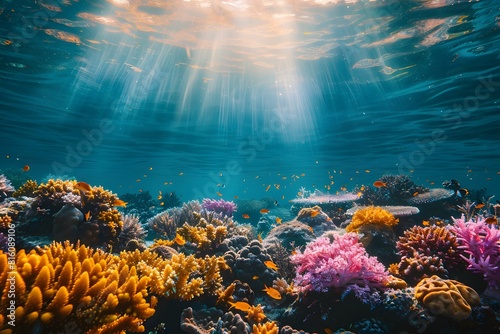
[1, 0, 500, 201]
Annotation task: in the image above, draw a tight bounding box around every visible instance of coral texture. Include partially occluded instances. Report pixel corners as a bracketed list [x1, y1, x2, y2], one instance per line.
[201, 198, 237, 217]
[346, 206, 399, 233]
[450, 215, 500, 289]
[12, 180, 38, 198]
[0, 242, 155, 333]
[290, 233, 388, 293]
[0, 174, 15, 195]
[414, 275, 480, 320]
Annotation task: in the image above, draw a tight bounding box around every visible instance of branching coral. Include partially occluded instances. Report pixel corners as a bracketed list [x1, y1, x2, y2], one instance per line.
[0, 242, 155, 334]
[450, 215, 500, 289]
[120, 249, 228, 300]
[346, 206, 399, 233]
[201, 198, 237, 217]
[415, 275, 480, 320]
[12, 180, 38, 198]
[290, 233, 389, 293]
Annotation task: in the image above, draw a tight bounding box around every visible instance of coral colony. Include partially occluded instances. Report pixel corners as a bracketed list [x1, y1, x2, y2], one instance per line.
[0, 174, 500, 333]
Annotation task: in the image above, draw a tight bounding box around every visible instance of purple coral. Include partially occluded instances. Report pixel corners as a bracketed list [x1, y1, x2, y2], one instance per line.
[201, 198, 237, 217]
[290, 233, 388, 293]
[450, 215, 500, 289]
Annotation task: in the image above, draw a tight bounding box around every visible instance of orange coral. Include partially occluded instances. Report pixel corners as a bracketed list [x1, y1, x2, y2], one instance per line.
[12, 180, 38, 198]
[120, 249, 228, 300]
[35, 179, 79, 198]
[0, 215, 12, 229]
[252, 321, 278, 334]
[346, 206, 399, 233]
[0, 242, 155, 334]
[415, 275, 480, 320]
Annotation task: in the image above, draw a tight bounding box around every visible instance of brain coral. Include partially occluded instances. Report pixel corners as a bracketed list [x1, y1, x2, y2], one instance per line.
[346, 206, 399, 233]
[415, 275, 480, 320]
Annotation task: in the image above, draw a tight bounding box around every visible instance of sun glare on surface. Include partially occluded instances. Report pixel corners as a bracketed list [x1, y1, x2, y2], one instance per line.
[69, 0, 426, 142]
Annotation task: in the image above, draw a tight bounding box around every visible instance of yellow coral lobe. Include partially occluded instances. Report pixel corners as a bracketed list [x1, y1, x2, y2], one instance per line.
[47, 286, 69, 312]
[24, 311, 39, 324]
[24, 286, 43, 314]
[346, 206, 399, 232]
[69, 271, 89, 302]
[57, 304, 73, 319]
[56, 260, 73, 289]
[34, 266, 51, 292]
[40, 312, 54, 324]
[87, 277, 107, 297]
[21, 262, 32, 277]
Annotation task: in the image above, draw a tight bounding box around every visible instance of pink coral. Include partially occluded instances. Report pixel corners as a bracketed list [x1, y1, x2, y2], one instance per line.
[450, 215, 500, 289]
[290, 233, 388, 293]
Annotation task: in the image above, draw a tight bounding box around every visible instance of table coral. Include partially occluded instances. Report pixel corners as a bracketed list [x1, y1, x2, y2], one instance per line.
[346, 206, 399, 233]
[414, 275, 480, 320]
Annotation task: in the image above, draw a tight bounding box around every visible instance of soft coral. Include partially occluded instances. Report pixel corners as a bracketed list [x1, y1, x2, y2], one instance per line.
[290, 232, 388, 293]
[450, 214, 500, 289]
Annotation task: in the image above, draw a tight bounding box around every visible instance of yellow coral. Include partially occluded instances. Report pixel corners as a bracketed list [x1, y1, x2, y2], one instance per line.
[35, 179, 79, 198]
[246, 304, 267, 324]
[415, 275, 480, 320]
[0, 242, 155, 334]
[12, 180, 38, 198]
[346, 206, 399, 233]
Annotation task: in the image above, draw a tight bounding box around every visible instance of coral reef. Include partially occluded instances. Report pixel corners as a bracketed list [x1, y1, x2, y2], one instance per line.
[295, 205, 336, 234]
[201, 198, 237, 217]
[414, 275, 480, 320]
[290, 233, 388, 294]
[345, 206, 399, 233]
[450, 215, 500, 289]
[0, 242, 155, 333]
[357, 175, 428, 206]
[290, 190, 358, 205]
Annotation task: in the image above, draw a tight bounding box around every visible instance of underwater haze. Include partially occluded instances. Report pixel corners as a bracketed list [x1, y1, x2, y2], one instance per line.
[1, 0, 500, 201]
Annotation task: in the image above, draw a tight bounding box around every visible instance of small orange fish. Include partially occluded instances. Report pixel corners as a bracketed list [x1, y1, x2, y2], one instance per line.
[422, 220, 430, 226]
[475, 203, 484, 209]
[373, 181, 387, 188]
[413, 191, 419, 196]
[264, 260, 279, 271]
[276, 217, 282, 224]
[173, 233, 185, 245]
[324, 328, 333, 334]
[242, 214, 250, 219]
[85, 211, 91, 221]
[228, 301, 252, 312]
[75, 181, 92, 192]
[216, 191, 223, 197]
[253, 276, 259, 280]
[265, 184, 271, 192]
[22, 165, 30, 171]
[234, 195, 239, 199]
[260, 208, 270, 214]
[310, 210, 320, 218]
[485, 216, 498, 225]
[150, 295, 158, 308]
[262, 285, 282, 300]
[113, 199, 128, 207]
